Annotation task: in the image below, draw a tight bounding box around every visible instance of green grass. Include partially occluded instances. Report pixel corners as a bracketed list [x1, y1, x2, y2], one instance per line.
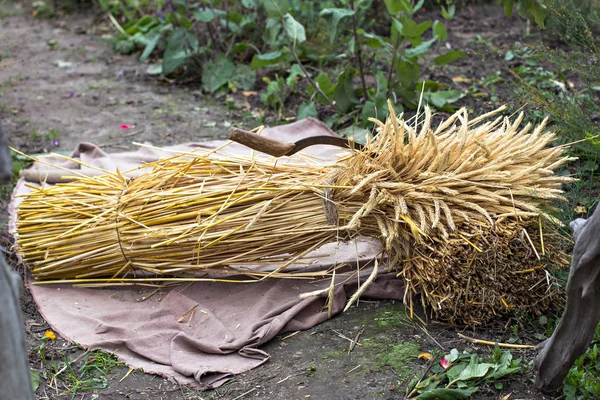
[563, 325, 600, 399]
[34, 347, 126, 397]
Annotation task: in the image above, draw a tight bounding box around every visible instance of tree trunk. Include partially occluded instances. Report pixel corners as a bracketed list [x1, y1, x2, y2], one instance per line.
[0, 120, 34, 398]
[0, 257, 35, 400]
[535, 205, 600, 391]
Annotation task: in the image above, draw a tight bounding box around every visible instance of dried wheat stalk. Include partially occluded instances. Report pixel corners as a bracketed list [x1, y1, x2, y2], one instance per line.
[15, 102, 573, 323]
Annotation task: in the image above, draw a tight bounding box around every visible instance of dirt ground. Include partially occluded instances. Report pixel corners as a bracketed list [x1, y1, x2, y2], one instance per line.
[0, 2, 566, 399]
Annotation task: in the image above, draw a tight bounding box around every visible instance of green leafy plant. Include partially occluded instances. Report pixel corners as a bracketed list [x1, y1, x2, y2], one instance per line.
[36, 349, 125, 397]
[507, 0, 600, 159]
[405, 346, 523, 399]
[102, 0, 467, 128]
[500, 0, 548, 28]
[564, 324, 600, 399]
[98, 0, 157, 20]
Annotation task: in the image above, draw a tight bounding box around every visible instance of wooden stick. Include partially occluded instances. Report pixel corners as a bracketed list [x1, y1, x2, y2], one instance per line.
[458, 333, 535, 349]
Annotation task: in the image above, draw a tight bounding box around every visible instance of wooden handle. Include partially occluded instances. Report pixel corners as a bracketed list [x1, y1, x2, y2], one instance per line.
[227, 128, 295, 157]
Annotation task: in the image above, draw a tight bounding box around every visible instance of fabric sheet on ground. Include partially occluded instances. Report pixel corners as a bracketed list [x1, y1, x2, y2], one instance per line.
[10, 118, 405, 389]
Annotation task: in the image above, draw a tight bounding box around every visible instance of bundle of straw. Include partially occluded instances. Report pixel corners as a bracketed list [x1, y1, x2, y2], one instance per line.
[15, 102, 573, 323]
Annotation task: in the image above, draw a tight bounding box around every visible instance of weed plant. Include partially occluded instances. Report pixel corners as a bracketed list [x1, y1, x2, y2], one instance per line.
[97, 0, 466, 128]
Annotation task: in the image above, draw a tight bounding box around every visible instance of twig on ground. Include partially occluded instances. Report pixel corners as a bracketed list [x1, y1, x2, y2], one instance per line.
[458, 333, 535, 349]
[231, 387, 258, 400]
[276, 371, 306, 384]
[119, 367, 135, 383]
[346, 364, 362, 375]
[348, 325, 365, 354]
[418, 322, 445, 350]
[282, 331, 300, 341]
[122, 128, 145, 138]
[404, 354, 438, 399]
[332, 329, 362, 348]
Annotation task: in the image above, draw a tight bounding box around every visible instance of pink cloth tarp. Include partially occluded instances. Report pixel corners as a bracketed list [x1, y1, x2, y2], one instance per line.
[11, 118, 405, 389]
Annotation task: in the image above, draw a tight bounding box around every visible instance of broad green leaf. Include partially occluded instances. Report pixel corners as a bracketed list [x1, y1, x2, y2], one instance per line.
[231, 42, 253, 55]
[125, 16, 154, 35]
[319, 8, 355, 45]
[499, 350, 513, 367]
[517, 0, 547, 28]
[416, 387, 478, 399]
[410, 35, 423, 47]
[434, 50, 467, 66]
[261, 0, 289, 18]
[398, 18, 430, 41]
[307, 72, 334, 103]
[502, 0, 514, 17]
[487, 366, 521, 380]
[242, 0, 258, 9]
[441, 5, 455, 19]
[333, 68, 358, 113]
[180, 18, 193, 29]
[283, 13, 306, 44]
[422, 377, 441, 392]
[229, 64, 256, 91]
[240, 13, 257, 29]
[414, 21, 432, 37]
[433, 20, 447, 41]
[401, 18, 418, 36]
[286, 63, 307, 86]
[146, 63, 162, 75]
[420, 80, 440, 92]
[162, 28, 199, 75]
[446, 362, 467, 382]
[372, 71, 388, 105]
[298, 101, 317, 120]
[423, 90, 464, 108]
[31, 370, 40, 392]
[202, 54, 235, 93]
[226, 10, 244, 25]
[264, 18, 282, 45]
[392, 17, 403, 36]
[405, 38, 436, 58]
[343, 125, 372, 145]
[139, 33, 160, 63]
[250, 50, 283, 69]
[396, 59, 420, 88]
[360, 100, 378, 126]
[457, 355, 493, 381]
[414, 376, 434, 390]
[412, 0, 425, 13]
[360, 99, 396, 128]
[360, 32, 388, 48]
[447, 348, 460, 362]
[384, 0, 411, 14]
[193, 9, 215, 23]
